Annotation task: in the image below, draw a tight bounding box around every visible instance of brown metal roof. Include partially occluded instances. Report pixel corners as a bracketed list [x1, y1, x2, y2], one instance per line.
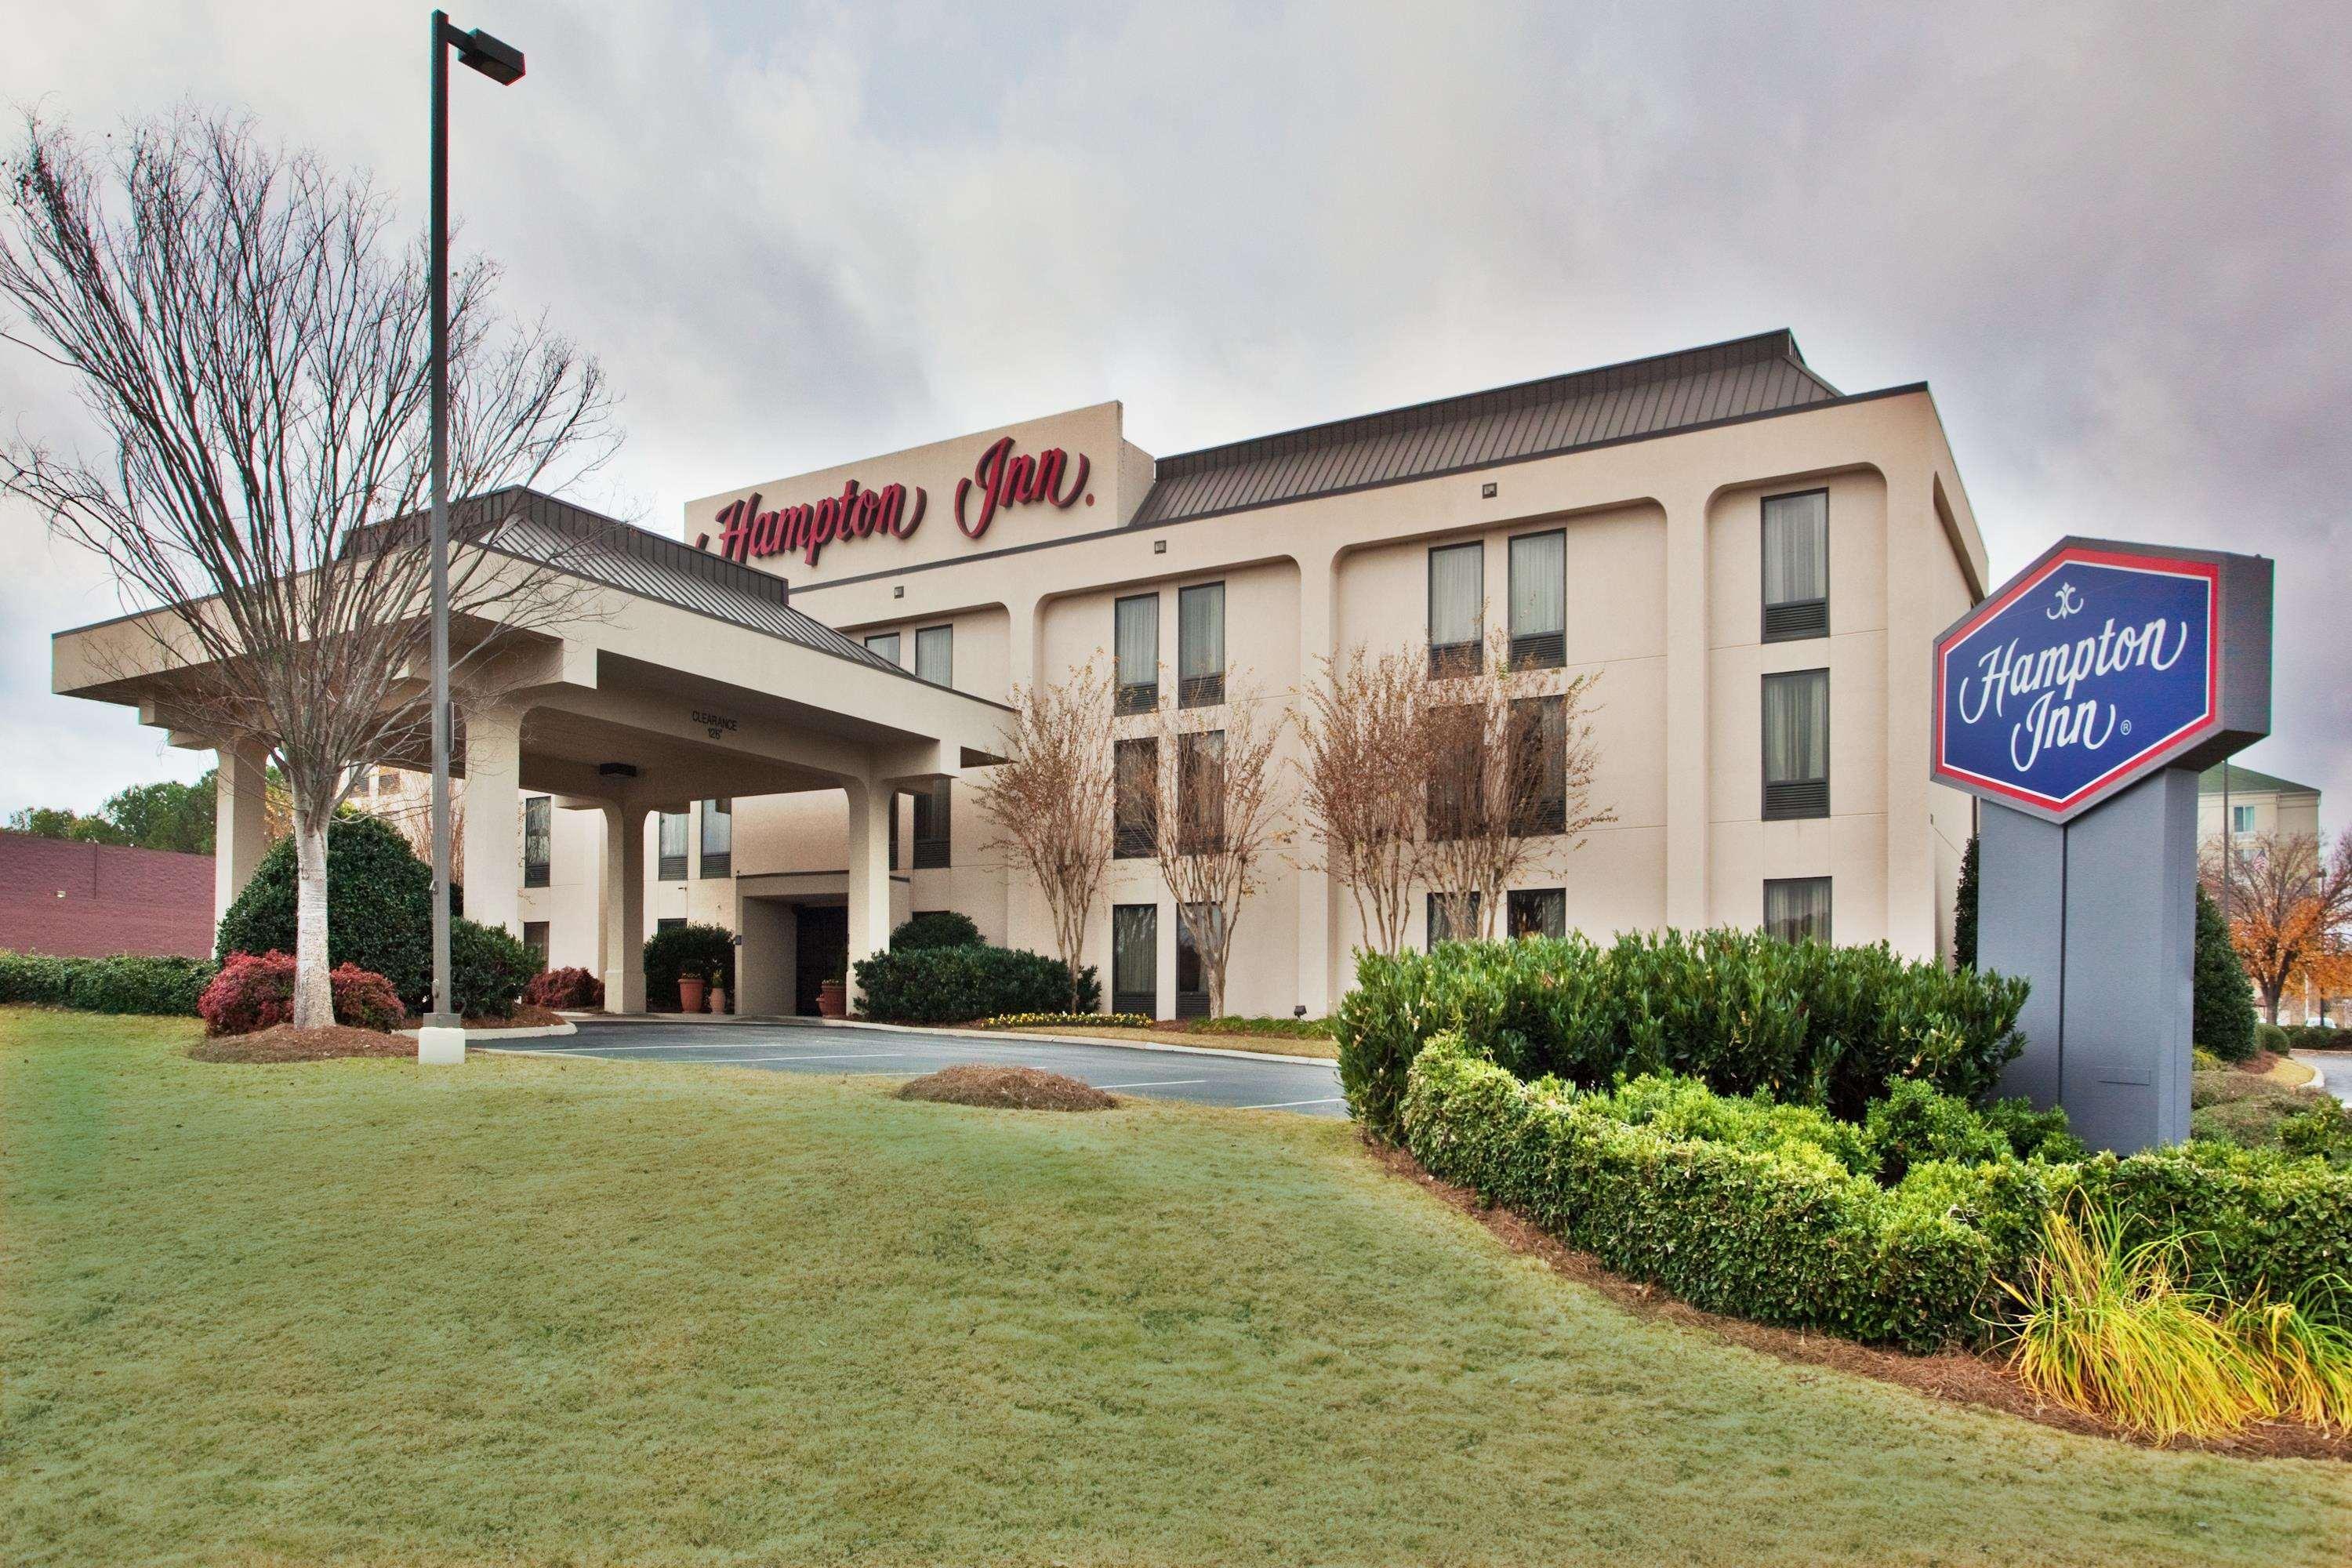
[1131, 329, 1842, 528]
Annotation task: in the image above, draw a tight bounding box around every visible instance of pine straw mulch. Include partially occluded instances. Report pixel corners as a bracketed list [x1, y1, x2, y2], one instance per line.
[895, 1065, 1117, 1112]
[188, 1025, 414, 1063]
[1365, 1139, 2351, 1462]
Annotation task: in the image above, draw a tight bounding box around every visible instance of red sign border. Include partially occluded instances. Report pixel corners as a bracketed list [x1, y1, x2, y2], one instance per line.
[1931, 545, 2221, 815]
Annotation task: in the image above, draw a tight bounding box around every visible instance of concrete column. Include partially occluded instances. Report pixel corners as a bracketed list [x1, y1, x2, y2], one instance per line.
[844, 776, 894, 1007]
[600, 800, 647, 1014]
[212, 746, 270, 928]
[459, 703, 524, 936]
[1294, 548, 1337, 1015]
[1005, 592, 1043, 694]
[1661, 489, 1711, 928]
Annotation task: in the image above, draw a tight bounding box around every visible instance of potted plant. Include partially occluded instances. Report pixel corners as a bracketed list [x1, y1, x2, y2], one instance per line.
[816, 971, 847, 1019]
[678, 963, 709, 1015]
[710, 980, 729, 1016]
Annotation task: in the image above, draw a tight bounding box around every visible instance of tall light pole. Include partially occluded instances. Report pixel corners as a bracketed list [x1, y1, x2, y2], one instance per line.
[419, 10, 524, 1065]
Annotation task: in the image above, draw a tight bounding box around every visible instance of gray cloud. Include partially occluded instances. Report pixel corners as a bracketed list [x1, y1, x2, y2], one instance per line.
[2, 0, 2343, 815]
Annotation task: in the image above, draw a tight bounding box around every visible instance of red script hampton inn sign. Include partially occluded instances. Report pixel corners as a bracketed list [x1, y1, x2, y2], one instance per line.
[703, 437, 1092, 570]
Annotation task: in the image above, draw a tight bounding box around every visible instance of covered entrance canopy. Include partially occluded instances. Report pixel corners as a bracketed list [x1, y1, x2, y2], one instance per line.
[49, 489, 1010, 1011]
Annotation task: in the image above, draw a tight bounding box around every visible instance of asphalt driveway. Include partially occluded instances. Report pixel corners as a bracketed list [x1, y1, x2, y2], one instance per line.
[2292, 1051, 2349, 1106]
[485, 1017, 1349, 1116]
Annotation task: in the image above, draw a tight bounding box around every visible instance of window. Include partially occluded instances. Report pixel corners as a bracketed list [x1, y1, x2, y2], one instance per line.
[1114, 594, 1160, 714]
[522, 920, 550, 967]
[1428, 541, 1483, 677]
[699, 797, 731, 879]
[1764, 877, 1833, 945]
[890, 791, 901, 869]
[911, 778, 951, 868]
[656, 811, 690, 880]
[1114, 737, 1158, 858]
[1508, 530, 1566, 669]
[655, 916, 686, 934]
[865, 630, 902, 665]
[1427, 891, 1482, 949]
[1509, 695, 1567, 836]
[1762, 490, 1829, 642]
[1177, 730, 1225, 854]
[1112, 904, 1158, 1018]
[523, 795, 551, 888]
[1762, 668, 1830, 819]
[915, 624, 953, 687]
[1425, 706, 1481, 840]
[1174, 902, 1221, 1019]
[376, 769, 401, 792]
[1508, 887, 1566, 940]
[2231, 804, 2256, 834]
[1178, 582, 1225, 707]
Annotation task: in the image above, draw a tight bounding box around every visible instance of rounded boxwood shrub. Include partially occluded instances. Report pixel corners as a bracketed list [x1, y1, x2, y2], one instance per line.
[198, 951, 405, 1035]
[449, 918, 536, 1019]
[854, 946, 1100, 1025]
[215, 815, 446, 1009]
[890, 909, 984, 950]
[642, 923, 735, 1011]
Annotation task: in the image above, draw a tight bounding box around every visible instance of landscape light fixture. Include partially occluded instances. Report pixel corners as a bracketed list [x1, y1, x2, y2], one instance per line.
[420, 9, 524, 1065]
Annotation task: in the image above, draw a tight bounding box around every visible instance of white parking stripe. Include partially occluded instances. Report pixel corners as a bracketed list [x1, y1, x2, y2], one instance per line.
[1234, 1096, 1347, 1110]
[1089, 1078, 1210, 1090]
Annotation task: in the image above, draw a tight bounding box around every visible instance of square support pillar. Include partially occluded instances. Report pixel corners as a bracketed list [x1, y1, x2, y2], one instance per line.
[213, 746, 270, 928]
[844, 777, 894, 1010]
[601, 800, 647, 1014]
[459, 704, 524, 936]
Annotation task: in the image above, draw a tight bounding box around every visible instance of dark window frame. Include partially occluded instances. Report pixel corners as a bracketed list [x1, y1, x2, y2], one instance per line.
[1426, 890, 1483, 949]
[1173, 901, 1218, 1019]
[1761, 667, 1831, 821]
[1508, 695, 1568, 837]
[523, 795, 551, 888]
[1507, 528, 1567, 670]
[1112, 902, 1159, 1018]
[1763, 876, 1834, 945]
[656, 811, 690, 882]
[1761, 488, 1830, 644]
[914, 623, 953, 687]
[1177, 581, 1226, 709]
[911, 777, 951, 869]
[1113, 735, 1158, 858]
[1506, 887, 1566, 940]
[522, 920, 550, 967]
[864, 630, 902, 665]
[1114, 592, 1160, 714]
[1427, 539, 1485, 678]
[1177, 729, 1226, 855]
[699, 797, 732, 880]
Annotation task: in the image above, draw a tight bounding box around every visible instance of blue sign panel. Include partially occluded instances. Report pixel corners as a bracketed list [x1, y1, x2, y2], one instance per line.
[1933, 546, 2218, 819]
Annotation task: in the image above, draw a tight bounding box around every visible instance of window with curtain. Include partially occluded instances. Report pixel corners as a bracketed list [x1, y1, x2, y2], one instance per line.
[1762, 668, 1831, 818]
[523, 796, 550, 887]
[1112, 904, 1158, 1018]
[523, 920, 550, 967]
[1508, 887, 1566, 940]
[1426, 891, 1482, 949]
[1114, 737, 1157, 858]
[2232, 804, 2256, 833]
[656, 811, 689, 880]
[1173, 902, 1220, 1018]
[1178, 583, 1225, 707]
[915, 625, 953, 687]
[1508, 695, 1566, 835]
[656, 916, 686, 934]
[1425, 705, 1481, 840]
[1178, 730, 1225, 853]
[912, 778, 951, 867]
[865, 630, 902, 666]
[1762, 490, 1829, 641]
[1114, 593, 1159, 714]
[1428, 542, 1483, 677]
[699, 798, 731, 879]
[1508, 530, 1566, 669]
[1764, 877, 1833, 944]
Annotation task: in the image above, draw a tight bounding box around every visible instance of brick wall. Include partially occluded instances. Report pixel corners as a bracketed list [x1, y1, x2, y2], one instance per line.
[0, 831, 216, 958]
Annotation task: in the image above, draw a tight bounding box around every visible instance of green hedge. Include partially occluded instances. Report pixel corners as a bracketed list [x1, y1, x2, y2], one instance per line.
[890, 910, 984, 950]
[1337, 931, 2030, 1141]
[0, 951, 215, 1015]
[642, 923, 735, 1012]
[854, 946, 1100, 1025]
[449, 919, 536, 1020]
[1400, 1035, 2007, 1349]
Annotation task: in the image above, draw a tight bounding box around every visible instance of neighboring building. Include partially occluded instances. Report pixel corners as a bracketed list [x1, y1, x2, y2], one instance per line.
[0, 831, 215, 958]
[2198, 761, 2321, 847]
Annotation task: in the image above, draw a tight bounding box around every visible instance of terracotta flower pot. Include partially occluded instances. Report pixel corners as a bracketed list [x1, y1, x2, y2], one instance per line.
[678, 977, 708, 1014]
[710, 986, 728, 1016]
[817, 979, 847, 1019]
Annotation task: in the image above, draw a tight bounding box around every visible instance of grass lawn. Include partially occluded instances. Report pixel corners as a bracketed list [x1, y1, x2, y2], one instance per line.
[5, 1006, 2347, 1567]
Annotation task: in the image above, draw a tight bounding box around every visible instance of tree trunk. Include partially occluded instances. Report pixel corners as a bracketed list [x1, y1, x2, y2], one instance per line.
[2262, 983, 2282, 1026]
[291, 810, 335, 1029]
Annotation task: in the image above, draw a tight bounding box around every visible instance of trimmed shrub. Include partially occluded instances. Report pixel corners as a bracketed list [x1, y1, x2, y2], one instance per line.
[1336, 930, 2029, 1141]
[985, 1011, 1152, 1031]
[854, 946, 1101, 1025]
[1865, 1079, 2013, 1183]
[1190, 1015, 1336, 1039]
[522, 966, 604, 1011]
[449, 919, 536, 1020]
[2254, 1022, 2289, 1056]
[197, 951, 404, 1036]
[1401, 1034, 2001, 1349]
[215, 815, 443, 1008]
[1976, 1096, 2089, 1163]
[0, 951, 213, 1015]
[2193, 886, 2258, 1061]
[642, 923, 735, 1012]
[890, 910, 985, 950]
[2281, 1023, 2346, 1052]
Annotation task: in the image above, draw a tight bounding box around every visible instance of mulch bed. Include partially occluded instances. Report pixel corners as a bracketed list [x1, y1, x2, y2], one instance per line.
[188, 1025, 414, 1063]
[1365, 1138, 2350, 1462]
[394, 1004, 568, 1031]
[896, 1065, 1116, 1112]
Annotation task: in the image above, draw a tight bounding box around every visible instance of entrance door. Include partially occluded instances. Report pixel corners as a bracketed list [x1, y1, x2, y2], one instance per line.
[793, 904, 849, 1016]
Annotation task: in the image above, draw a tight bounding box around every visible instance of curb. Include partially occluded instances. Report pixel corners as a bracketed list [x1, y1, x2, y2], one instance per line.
[397, 1018, 577, 1042]
[564, 1011, 1336, 1068]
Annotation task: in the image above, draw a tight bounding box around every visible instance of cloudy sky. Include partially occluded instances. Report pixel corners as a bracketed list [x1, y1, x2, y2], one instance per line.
[2, 1, 2344, 820]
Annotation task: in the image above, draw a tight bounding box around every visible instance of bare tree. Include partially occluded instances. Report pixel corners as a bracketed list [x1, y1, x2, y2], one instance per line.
[1, 111, 615, 1026]
[1414, 630, 1610, 941]
[1295, 645, 1427, 956]
[1149, 680, 1288, 1018]
[970, 662, 1118, 1011]
[2202, 828, 2352, 1024]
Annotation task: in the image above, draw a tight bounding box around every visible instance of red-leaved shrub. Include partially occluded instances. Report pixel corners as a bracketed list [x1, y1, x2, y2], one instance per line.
[197, 951, 405, 1036]
[522, 966, 604, 1011]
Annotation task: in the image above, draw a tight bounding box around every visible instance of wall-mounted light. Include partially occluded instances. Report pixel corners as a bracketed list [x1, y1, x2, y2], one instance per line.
[893, 584, 905, 599]
[1153, 539, 1167, 554]
[1480, 481, 1498, 499]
